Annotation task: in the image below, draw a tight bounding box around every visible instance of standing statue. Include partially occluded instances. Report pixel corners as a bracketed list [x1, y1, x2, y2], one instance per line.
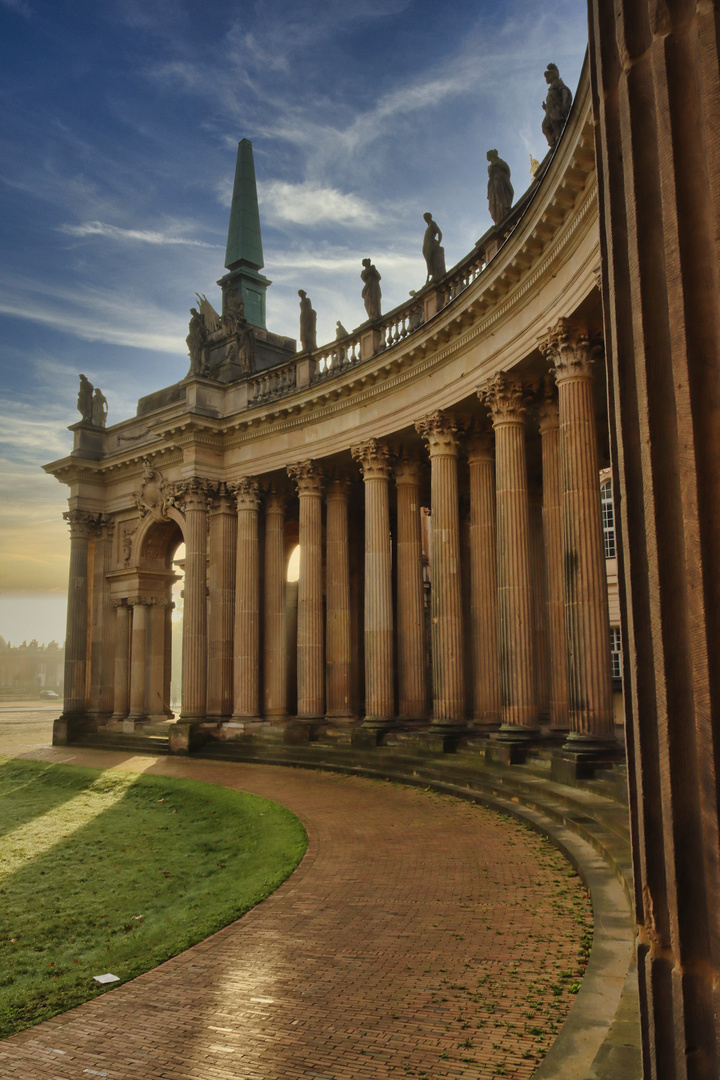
[542, 63, 573, 149]
[298, 290, 317, 353]
[77, 374, 94, 422]
[487, 150, 514, 224]
[222, 289, 246, 338]
[336, 320, 349, 339]
[186, 307, 207, 376]
[422, 213, 446, 284]
[361, 258, 382, 321]
[91, 387, 108, 428]
[237, 322, 255, 373]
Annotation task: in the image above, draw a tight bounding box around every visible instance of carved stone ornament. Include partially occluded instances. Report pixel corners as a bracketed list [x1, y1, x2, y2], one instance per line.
[394, 451, 424, 484]
[62, 508, 95, 538]
[287, 460, 324, 495]
[121, 521, 137, 567]
[207, 480, 235, 514]
[228, 476, 261, 510]
[131, 459, 178, 522]
[536, 378, 560, 433]
[415, 411, 460, 455]
[351, 439, 394, 479]
[466, 422, 495, 462]
[478, 372, 528, 424]
[539, 318, 603, 383]
[173, 476, 212, 512]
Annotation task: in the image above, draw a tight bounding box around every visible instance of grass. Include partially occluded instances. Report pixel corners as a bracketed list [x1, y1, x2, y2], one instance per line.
[0, 758, 307, 1038]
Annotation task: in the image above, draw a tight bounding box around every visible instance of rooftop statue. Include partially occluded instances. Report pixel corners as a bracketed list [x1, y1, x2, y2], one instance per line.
[186, 307, 208, 376]
[422, 213, 446, 284]
[361, 258, 382, 321]
[195, 292, 221, 333]
[222, 288, 246, 338]
[336, 321, 349, 339]
[298, 290, 318, 353]
[77, 373, 94, 423]
[487, 150, 514, 225]
[542, 63, 573, 149]
[92, 387, 108, 428]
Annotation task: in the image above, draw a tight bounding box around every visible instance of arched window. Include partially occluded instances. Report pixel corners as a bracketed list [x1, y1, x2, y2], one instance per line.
[601, 479, 616, 559]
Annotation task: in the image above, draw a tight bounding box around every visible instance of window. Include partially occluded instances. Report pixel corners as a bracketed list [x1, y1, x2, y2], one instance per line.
[610, 625, 622, 681]
[601, 479, 616, 559]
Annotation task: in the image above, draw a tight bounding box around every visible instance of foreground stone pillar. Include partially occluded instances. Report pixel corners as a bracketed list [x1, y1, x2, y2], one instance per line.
[416, 412, 466, 732]
[287, 462, 324, 720]
[325, 478, 353, 720]
[231, 477, 261, 720]
[395, 455, 427, 720]
[480, 373, 538, 733]
[61, 509, 93, 719]
[352, 440, 395, 727]
[467, 431, 501, 728]
[178, 478, 209, 722]
[128, 598, 150, 720]
[111, 598, 130, 720]
[541, 322, 614, 744]
[89, 516, 115, 719]
[207, 484, 237, 719]
[538, 386, 569, 730]
[264, 488, 287, 719]
[588, 7, 720, 1073]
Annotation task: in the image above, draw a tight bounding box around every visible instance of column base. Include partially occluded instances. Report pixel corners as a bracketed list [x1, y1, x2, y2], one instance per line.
[53, 713, 94, 745]
[486, 724, 542, 765]
[169, 722, 210, 755]
[351, 726, 390, 749]
[413, 730, 465, 754]
[551, 733, 622, 783]
[284, 719, 327, 744]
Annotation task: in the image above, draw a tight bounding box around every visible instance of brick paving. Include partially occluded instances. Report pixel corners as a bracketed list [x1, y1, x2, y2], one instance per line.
[0, 713, 592, 1079]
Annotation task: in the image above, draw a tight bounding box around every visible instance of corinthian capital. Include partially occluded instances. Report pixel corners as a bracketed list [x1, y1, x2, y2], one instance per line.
[63, 509, 95, 539]
[415, 411, 459, 456]
[229, 476, 261, 509]
[351, 438, 393, 479]
[394, 450, 424, 485]
[536, 379, 560, 434]
[287, 460, 324, 495]
[173, 476, 211, 511]
[539, 318, 601, 382]
[478, 371, 527, 425]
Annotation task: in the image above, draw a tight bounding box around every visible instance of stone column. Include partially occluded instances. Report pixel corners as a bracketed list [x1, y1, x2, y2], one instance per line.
[394, 455, 427, 720]
[264, 488, 287, 719]
[111, 599, 130, 720]
[541, 323, 614, 743]
[207, 484, 237, 719]
[163, 597, 174, 717]
[89, 516, 115, 719]
[178, 478, 209, 722]
[61, 509, 93, 718]
[537, 386, 569, 730]
[325, 478, 353, 720]
[287, 462, 324, 720]
[416, 412, 466, 731]
[128, 597, 150, 721]
[351, 440, 395, 727]
[480, 373, 538, 732]
[231, 477, 261, 720]
[529, 490, 550, 718]
[467, 431, 501, 727]
[147, 599, 167, 718]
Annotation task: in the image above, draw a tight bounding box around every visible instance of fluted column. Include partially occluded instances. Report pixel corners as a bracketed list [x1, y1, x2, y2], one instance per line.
[467, 431, 501, 727]
[351, 440, 395, 727]
[147, 598, 167, 718]
[207, 484, 237, 719]
[230, 477, 261, 720]
[111, 599, 130, 720]
[395, 455, 427, 720]
[128, 597, 151, 720]
[416, 412, 466, 730]
[537, 386, 569, 730]
[61, 509, 93, 717]
[325, 478, 353, 719]
[541, 322, 614, 741]
[480, 373, 538, 731]
[530, 490, 550, 718]
[178, 478, 209, 722]
[89, 516, 115, 718]
[287, 462, 324, 720]
[264, 488, 287, 719]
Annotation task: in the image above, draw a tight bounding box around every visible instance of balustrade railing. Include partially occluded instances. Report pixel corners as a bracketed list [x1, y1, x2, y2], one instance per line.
[314, 335, 362, 381]
[248, 363, 297, 405]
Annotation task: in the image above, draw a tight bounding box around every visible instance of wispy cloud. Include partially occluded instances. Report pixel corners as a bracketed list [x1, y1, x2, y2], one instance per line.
[58, 220, 217, 248]
[258, 182, 380, 228]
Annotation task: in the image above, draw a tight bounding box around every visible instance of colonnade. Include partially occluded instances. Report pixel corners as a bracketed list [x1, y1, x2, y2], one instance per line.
[61, 321, 615, 750]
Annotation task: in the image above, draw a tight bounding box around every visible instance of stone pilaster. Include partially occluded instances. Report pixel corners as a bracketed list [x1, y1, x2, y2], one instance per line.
[537, 386, 569, 730]
[467, 431, 501, 728]
[351, 440, 395, 727]
[230, 477, 262, 720]
[176, 477, 209, 722]
[325, 478, 353, 720]
[147, 598, 167, 718]
[89, 516, 115, 719]
[111, 599, 130, 720]
[541, 321, 614, 743]
[479, 373, 538, 732]
[128, 597, 151, 720]
[416, 411, 466, 731]
[61, 509, 93, 718]
[207, 483, 237, 719]
[394, 455, 427, 720]
[287, 461, 325, 720]
[264, 488, 287, 719]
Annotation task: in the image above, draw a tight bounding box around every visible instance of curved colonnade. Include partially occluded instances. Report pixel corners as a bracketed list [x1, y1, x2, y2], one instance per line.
[50, 61, 616, 769]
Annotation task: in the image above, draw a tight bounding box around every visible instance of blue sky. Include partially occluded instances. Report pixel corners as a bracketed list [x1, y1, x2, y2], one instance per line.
[0, 0, 587, 645]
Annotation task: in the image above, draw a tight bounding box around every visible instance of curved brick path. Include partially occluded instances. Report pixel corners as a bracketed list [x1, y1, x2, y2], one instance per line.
[0, 716, 591, 1080]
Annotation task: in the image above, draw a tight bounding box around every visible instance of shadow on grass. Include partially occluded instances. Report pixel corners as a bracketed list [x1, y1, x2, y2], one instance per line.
[0, 759, 93, 842]
[0, 760, 307, 1039]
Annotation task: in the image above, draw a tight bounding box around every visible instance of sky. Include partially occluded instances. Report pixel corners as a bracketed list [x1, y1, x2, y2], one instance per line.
[0, 0, 588, 646]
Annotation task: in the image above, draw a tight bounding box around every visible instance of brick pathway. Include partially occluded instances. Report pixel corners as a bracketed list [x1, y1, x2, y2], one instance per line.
[0, 715, 591, 1079]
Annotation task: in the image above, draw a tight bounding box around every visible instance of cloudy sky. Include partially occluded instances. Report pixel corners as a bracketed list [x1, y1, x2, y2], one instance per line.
[0, 0, 587, 645]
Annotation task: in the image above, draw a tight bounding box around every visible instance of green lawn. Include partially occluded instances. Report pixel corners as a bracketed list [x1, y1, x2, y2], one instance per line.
[0, 758, 307, 1038]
